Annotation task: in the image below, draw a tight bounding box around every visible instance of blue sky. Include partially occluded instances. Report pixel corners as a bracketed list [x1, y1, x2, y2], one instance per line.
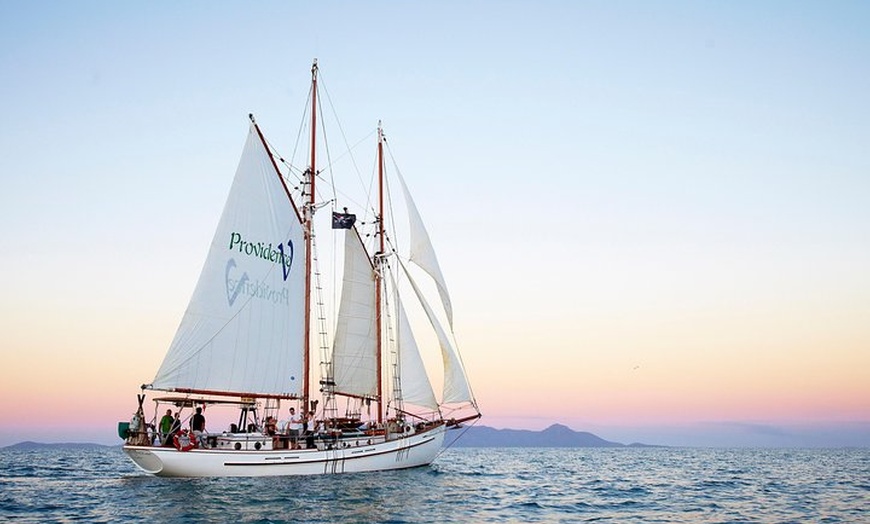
[1, 1, 868, 447]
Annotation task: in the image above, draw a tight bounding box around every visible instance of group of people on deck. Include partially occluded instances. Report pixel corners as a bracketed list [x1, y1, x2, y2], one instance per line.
[265, 407, 318, 449]
[158, 408, 201, 447]
[152, 405, 319, 449]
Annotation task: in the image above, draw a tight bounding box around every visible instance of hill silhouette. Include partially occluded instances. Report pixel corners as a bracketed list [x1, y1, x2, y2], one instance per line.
[446, 423, 653, 447]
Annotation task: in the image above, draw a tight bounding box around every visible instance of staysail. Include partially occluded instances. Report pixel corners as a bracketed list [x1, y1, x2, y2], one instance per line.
[400, 261, 473, 405]
[395, 169, 454, 330]
[394, 287, 439, 410]
[150, 124, 306, 397]
[331, 229, 379, 399]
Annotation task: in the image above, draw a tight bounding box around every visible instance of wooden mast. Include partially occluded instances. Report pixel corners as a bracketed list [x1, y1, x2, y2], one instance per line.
[303, 59, 318, 409]
[375, 122, 385, 424]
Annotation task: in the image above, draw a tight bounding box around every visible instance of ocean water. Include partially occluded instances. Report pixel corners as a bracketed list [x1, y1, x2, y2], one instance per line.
[0, 447, 867, 523]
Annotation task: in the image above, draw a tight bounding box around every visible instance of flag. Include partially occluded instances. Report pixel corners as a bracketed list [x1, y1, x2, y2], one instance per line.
[332, 211, 356, 229]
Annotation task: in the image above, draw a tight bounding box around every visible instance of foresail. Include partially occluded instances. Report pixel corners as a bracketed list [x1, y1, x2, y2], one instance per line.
[395, 169, 454, 329]
[151, 124, 306, 397]
[395, 289, 438, 410]
[399, 261, 473, 405]
[331, 229, 379, 398]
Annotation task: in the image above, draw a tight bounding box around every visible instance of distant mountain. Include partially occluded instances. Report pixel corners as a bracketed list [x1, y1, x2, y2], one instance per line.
[446, 423, 655, 448]
[1, 441, 115, 451]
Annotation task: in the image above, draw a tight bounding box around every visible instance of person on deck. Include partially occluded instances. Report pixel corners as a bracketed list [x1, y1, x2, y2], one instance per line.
[191, 407, 208, 448]
[306, 411, 315, 432]
[263, 416, 279, 448]
[305, 411, 316, 448]
[282, 407, 303, 448]
[264, 416, 277, 436]
[159, 409, 174, 446]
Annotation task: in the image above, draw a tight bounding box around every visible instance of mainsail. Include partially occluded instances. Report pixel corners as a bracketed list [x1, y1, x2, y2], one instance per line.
[150, 124, 306, 397]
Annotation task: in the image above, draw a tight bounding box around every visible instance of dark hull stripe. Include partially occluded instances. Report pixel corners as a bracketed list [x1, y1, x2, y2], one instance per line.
[222, 436, 435, 467]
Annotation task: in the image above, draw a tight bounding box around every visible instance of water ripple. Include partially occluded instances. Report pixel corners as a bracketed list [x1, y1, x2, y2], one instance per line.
[0, 447, 867, 523]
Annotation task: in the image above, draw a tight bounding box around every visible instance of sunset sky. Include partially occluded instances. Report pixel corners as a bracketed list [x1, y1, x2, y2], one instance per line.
[1, 2, 868, 447]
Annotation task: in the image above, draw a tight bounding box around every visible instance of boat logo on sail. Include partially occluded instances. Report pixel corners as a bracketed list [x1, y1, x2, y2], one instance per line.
[224, 232, 294, 307]
[225, 259, 250, 306]
[224, 259, 291, 307]
[227, 232, 294, 281]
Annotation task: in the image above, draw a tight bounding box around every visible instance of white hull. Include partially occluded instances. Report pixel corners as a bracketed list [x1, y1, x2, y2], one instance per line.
[123, 425, 446, 477]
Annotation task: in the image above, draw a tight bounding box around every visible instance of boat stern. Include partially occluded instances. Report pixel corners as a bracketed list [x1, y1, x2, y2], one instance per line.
[123, 446, 165, 475]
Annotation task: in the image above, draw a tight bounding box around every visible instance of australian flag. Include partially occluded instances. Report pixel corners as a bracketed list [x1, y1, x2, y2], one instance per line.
[332, 211, 356, 229]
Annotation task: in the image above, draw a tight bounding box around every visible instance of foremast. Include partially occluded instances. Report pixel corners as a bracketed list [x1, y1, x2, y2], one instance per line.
[303, 59, 318, 409]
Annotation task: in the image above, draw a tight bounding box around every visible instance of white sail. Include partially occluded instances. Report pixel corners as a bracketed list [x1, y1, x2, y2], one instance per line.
[395, 291, 438, 410]
[395, 169, 454, 329]
[400, 261, 473, 405]
[331, 229, 379, 398]
[151, 124, 306, 397]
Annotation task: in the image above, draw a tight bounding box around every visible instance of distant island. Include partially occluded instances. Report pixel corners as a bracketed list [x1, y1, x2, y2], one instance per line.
[445, 423, 656, 448]
[2, 424, 656, 450]
[1, 441, 117, 451]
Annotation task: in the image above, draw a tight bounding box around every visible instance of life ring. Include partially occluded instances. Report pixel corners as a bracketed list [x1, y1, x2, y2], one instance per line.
[173, 430, 197, 452]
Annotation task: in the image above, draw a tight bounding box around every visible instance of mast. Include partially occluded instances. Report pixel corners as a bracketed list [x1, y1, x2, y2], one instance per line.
[304, 59, 318, 409]
[375, 122, 385, 424]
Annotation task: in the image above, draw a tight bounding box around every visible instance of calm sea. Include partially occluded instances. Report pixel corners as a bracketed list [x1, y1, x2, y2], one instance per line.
[0, 447, 867, 523]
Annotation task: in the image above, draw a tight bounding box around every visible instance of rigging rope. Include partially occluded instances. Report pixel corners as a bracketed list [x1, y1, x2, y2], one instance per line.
[434, 417, 482, 461]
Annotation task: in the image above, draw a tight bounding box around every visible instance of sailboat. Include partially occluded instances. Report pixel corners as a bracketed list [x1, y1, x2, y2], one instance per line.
[120, 61, 480, 477]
